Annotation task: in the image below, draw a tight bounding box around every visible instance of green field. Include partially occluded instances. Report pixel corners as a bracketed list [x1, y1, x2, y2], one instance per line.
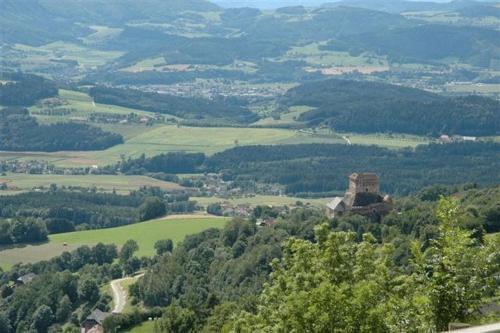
[193, 195, 334, 208]
[252, 105, 313, 127]
[345, 132, 433, 148]
[0, 173, 182, 194]
[31, 89, 172, 124]
[125, 321, 157, 333]
[282, 42, 388, 68]
[0, 216, 229, 270]
[445, 83, 500, 95]
[25, 126, 318, 167]
[12, 42, 123, 73]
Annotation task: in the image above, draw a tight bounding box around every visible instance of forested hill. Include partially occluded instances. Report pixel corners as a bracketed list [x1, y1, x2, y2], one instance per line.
[281, 79, 500, 136]
[323, 24, 500, 67]
[0, 0, 218, 45]
[0, 72, 57, 106]
[0, 108, 123, 151]
[89, 86, 259, 124]
[207, 142, 500, 195]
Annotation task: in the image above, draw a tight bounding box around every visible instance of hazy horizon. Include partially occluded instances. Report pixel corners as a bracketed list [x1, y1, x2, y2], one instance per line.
[213, 0, 458, 9]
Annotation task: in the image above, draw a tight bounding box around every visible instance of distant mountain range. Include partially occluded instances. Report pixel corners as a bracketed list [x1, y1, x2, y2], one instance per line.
[213, 0, 491, 10]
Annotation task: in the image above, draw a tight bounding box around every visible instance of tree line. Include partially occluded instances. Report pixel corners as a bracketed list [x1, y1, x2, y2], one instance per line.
[0, 108, 123, 152]
[111, 142, 500, 196]
[0, 187, 195, 245]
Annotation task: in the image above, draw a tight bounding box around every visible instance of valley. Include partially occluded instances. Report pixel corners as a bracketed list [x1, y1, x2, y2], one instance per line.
[0, 0, 498, 332]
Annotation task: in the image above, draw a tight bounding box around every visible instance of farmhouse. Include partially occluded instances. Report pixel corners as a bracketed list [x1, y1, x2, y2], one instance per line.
[82, 309, 111, 333]
[326, 173, 393, 218]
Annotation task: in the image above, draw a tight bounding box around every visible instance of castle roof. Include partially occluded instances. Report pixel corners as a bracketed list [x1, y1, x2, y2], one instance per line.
[326, 197, 346, 212]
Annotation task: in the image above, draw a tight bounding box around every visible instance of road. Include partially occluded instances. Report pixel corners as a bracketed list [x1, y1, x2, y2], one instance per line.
[110, 273, 144, 314]
[342, 136, 352, 145]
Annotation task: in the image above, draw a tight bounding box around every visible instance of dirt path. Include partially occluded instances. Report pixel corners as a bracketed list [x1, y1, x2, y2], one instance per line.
[110, 273, 144, 313]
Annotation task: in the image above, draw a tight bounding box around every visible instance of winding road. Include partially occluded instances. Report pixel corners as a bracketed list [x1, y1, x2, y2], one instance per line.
[110, 273, 144, 313]
[342, 135, 352, 145]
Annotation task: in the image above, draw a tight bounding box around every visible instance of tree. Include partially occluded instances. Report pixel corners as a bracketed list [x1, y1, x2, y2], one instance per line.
[206, 203, 222, 216]
[154, 239, 173, 256]
[123, 257, 141, 275]
[227, 198, 496, 332]
[157, 305, 196, 333]
[138, 197, 166, 221]
[31, 305, 54, 333]
[93, 243, 117, 265]
[78, 277, 99, 304]
[120, 239, 139, 262]
[56, 295, 73, 322]
[410, 198, 497, 331]
[0, 312, 11, 333]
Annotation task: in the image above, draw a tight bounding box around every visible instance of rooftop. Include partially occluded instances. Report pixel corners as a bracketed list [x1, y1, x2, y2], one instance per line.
[85, 309, 111, 325]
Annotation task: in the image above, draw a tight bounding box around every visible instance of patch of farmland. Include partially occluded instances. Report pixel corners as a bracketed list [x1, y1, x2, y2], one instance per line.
[0, 216, 229, 269]
[192, 195, 334, 208]
[0, 173, 182, 195]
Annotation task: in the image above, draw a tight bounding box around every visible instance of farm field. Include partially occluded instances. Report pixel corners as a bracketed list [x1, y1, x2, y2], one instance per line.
[0, 216, 229, 270]
[444, 83, 500, 95]
[344, 132, 433, 148]
[193, 195, 334, 208]
[31, 89, 173, 124]
[11, 42, 123, 73]
[0, 125, 432, 168]
[283, 42, 388, 67]
[252, 105, 313, 127]
[0, 173, 182, 194]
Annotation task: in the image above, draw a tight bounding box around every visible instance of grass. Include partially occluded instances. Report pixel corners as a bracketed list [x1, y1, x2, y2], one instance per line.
[124, 321, 157, 333]
[252, 105, 313, 127]
[82, 25, 123, 45]
[46, 125, 304, 166]
[0, 216, 229, 269]
[345, 132, 433, 148]
[193, 195, 334, 208]
[445, 83, 500, 95]
[0, 263, 12, 271]
[118, 276, 144, 313]
[121, 57, 167, 72]
[0, 173, 182, 194]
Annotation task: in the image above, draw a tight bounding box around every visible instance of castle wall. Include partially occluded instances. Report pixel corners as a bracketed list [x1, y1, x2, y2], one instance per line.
[349, 174, 380, 194]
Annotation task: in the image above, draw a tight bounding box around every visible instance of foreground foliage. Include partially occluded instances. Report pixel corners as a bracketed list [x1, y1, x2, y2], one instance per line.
[228, 198, 500, 332]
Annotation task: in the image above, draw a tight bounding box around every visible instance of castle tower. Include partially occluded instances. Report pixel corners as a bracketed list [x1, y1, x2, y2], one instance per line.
[348, 173, 380, 194]
[344, 173, 380, 208]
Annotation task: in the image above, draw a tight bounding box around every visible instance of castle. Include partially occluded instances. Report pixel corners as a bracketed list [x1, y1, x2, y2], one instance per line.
[326, 173, 393, 218]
